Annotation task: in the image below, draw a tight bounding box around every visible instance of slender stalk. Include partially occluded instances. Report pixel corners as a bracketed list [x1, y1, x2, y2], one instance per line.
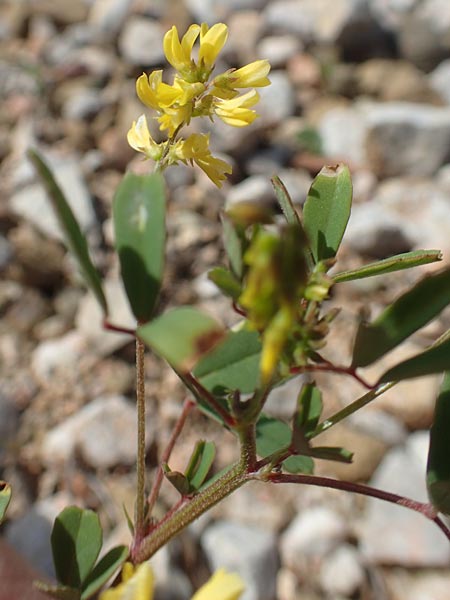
[311, 381, 397, 438]
[182, 372, 237, 427]
[147, 399, 195, 514]
[266, 473, 450, 542]
[132, 462, 251, 563]
[103, 319, 136, 336]
[135, 336, 147, 539]
[290, 362, 374, 390]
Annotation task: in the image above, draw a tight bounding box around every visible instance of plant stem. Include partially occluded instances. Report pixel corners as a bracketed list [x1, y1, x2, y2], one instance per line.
[132, 461, 251, 563]
[290, 362, 374, 390]
[310, 381, 397, 438]
[103, 319, 136, 336]
[266, 473, 450, 541]
[147, 398, 195, 515]
[135, 336, 147, 539]
[182, 372, 237, 427]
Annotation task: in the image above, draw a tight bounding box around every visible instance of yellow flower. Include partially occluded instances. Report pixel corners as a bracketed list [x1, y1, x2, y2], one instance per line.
[163, 24, 201, 75]
[127, 115, 163, 160]
[163, 23, 227, 80]
[198, 23, 228, 71]
[214, 60, 271, 91]
[136, 71, 182, 111]
[174, 133, 232, 187]
[214, 90, 260, 127]
[100, 562, 154, 600]
[192, 568, 245, 600]
[99, 563, 244, 600]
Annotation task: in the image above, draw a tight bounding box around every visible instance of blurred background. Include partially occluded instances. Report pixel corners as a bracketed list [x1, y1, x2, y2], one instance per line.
[0, 0, 450, 598]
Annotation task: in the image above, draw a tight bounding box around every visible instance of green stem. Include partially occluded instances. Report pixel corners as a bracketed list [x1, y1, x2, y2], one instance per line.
[135, 336, 147, 538]
[132, 461, 251, 563]
[310, 380, 397, 438]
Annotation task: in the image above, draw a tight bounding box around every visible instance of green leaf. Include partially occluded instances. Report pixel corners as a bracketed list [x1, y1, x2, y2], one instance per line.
[81, 546, 128, 600]
[310, 446, 353, 463]
[256, 415, 314, 474]
[303, 163, 352, 262]
[34, 582, 80, 600]
[283, 455, 314, 474]
[256, 414, 291, 457]
[222, 215, 244, 278]
[294, 383, 323, 439]
[51, 507, 102, 589]
[0, 481, 12, 524]
[138, 307, 225, 371]
[427, 372, 450, 515]
[193, 328, 261, 396]
[185, 440, 216, 490]
[353, 266, 450, 368]
[163, 465, 191, 496]
[379, 336, 450, 383]
[113, 172, 166, 322]
[271, 176, 314, 270]
[208, 267, 242, 300]
[333, 249, 442, 283]
[28, 149, 107, 315]
[271, 176, 302, 228]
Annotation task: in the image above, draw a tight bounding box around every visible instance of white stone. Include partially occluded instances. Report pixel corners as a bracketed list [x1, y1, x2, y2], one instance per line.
[257, 71, 296, 125]
[257, 36, 302, 68]
[89, 0, 132, 35]
[319, 105, 369, 165]
[201, 520, 278, 600]
[10, 151, 96, 241]
[75, 277, 135, 357]
[319, 544, 365, 597]
[430, 59, 450, 104]
[360, 432, 450, 566]
[280, 507, 348, 567]
[119, 17, 164, 66]
[31, 331, 86, 381]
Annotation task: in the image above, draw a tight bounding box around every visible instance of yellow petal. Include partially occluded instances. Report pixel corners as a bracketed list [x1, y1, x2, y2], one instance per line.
[136, 73, 159, 110]
[163, 25, 186, 71]
[100, 562, 155, 600]
[191, 569, 245, 600]
[198, 23, 228, 68]
[127, 115, 161, 159]
[181, 24, 201, 63]
[231, 60, 271, 88]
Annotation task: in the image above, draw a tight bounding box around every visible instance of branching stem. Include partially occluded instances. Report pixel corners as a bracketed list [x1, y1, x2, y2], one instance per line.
[266, 473, 450, 541]
[147, 398, 195, 515]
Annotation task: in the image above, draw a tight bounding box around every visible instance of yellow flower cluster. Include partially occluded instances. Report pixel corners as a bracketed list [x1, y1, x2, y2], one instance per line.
[127, 23, 270, 187]
[100, 562, 244, 600]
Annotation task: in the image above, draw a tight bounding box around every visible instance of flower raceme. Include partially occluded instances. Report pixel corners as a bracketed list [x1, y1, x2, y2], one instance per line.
[99, 562, 245, 600]
[127, 22, 271, 186]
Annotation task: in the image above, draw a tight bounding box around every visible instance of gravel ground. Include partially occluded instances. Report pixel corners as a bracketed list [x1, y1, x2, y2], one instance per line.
[1, 1, 450, 599]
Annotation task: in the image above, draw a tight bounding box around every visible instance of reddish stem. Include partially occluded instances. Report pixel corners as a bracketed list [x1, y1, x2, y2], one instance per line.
[185, 373, 237, 427]
[232, 301, 247, 317]
[103, 319, 136, 336]
[290, 362, 374, 390]
[147, 399, 195, 514]
[267, 473, 450, 541]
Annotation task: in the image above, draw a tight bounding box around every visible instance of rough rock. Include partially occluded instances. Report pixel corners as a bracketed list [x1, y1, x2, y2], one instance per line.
[10, 151, 96, 241]
[430, 59, 450, 104]
[319, 544, 365, 597]
[201, 520, 278, 600]
[88, 0, 133, 36]
[280, 507, 348, 569]
[365, 102, 450, 177]
[225, 175, 274, 208]
[257, 71, 296, 126]
[31, 331, 87, 382]
[119, 17, 165, 66]
[256, 36, 302, 68]
[75, 278, 136, 358]
[318, 104, 368, 165]
[343, 201, 413, 258]
[360, 432, 450, 566]
[41, 395, 153, 469]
